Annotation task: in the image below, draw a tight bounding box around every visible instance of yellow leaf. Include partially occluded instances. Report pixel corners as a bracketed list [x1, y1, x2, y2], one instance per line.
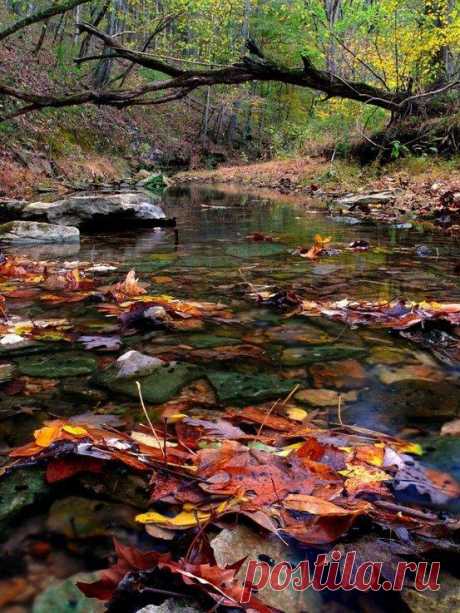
[131, 431, 177, 448]
[166, 413, 187, 424]
[135, 509, 211, 528]
[276, 442, 304, 457]
[62, 425, 88, 437]
[396, 441, 423, 456]
[34, 424, 62, 447]
[286, 407, 308, 422]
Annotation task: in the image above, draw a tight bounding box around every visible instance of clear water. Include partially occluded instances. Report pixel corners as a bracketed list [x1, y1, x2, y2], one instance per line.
[1, 184, 460, 610]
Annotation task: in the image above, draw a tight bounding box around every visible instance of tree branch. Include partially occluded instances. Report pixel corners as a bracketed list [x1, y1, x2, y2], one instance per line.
[0, 0, 93, 43]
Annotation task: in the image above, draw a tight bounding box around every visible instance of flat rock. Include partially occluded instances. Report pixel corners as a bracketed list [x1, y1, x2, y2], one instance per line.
[0, 220, 79, 243]
[32, 572, 105, 613]
[281, 345, 367, 366]
[376, 364, 444, 385]
[206, 371, 302, 404]
[310, 359, 368, 390]
[15, 352, 97, 378]
[295, 388, 358, 406]
[336, 190, 397, 206]
[23, 192, 166, 227]
[97, 361, 203, 404]
[211, 525, 321, 612]
[0, 468, 49, 532]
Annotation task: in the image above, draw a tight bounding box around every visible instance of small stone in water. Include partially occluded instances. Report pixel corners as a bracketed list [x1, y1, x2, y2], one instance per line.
[116, 350, 165, 378]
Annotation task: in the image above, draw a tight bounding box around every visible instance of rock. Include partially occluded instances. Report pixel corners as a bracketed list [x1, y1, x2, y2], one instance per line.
[376, 364, 444, 385]
[97, 361, 203, 404]
[0, 221, 79, 244]
[295, 388, 358, 407]
[136, 600, 202, 613]
[364, 380, 460, 422]
[47, 496, 137, 539]
[0, 198, 27, 221]
[22, 192, 166, 228]
[402, 571, 460, 613]
[331, 215, 362, 225]
[336, 190, 396, 206]
[367, 346, 411, 365]
[206, 371, 302, 404]
[0, 362, 15, 383]
[264, 323, 333, 345]
[280, 345, 367, 366]
[211, 525, 321, 613]
[414, 436, 460, 482]
[32, 572, 105, 613]
[15, 352, 97, 378]
[310, 359, 368, 390]
[441, 419, 460, 436]
[115, 350, 165, 378]
[0, 468, 49, 532]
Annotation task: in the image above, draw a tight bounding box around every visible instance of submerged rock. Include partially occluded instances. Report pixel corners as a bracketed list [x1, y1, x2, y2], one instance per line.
[15, 352, 97, 378]
[310, 359, 368, 390]
[280, 345, 367, 366]
[115, 350, 165, 378]
[96, 361, 203, 404]
[211, 525, 321, 612]
[0, 362, 15, 383]
[47, 496, 137, 539]
[22, 192, 166, 228]
[32, 572, 105, 613]
[295, 388, 358, 406]
[207, 371, 302, 404]
[0, 468, 49, 532]
[0, 221, 79, 243]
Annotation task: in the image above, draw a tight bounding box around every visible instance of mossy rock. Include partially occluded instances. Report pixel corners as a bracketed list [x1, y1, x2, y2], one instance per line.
[15, 353, 97, 378]
[47, 496, 137, 539]
[224, 243, 287, 258]
[206, 371, 303, 404]
[414, 436, 460, 482]
[96, 361, 203, 404]
[32, 572, 105, 613]
[0, 468, 49, 536]
[280, 345, 367, 366]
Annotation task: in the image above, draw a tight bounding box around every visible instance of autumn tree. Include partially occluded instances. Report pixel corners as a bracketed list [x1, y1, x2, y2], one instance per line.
[0, 0, 459, 151]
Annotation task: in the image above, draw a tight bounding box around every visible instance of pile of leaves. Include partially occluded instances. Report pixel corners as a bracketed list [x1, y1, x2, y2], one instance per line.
[5, 405, 460, 610]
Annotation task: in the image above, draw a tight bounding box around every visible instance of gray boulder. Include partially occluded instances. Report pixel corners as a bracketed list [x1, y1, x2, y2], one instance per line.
[335, 190, 397, 206]
[0, 220, 79, 243]
[22, 192, 166, 227]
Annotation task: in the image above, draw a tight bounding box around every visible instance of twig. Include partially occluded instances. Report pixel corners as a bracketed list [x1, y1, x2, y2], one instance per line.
[136, 380, 165, 458]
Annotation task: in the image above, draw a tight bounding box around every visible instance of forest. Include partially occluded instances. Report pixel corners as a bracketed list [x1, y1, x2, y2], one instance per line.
[0, 2, 460, 613]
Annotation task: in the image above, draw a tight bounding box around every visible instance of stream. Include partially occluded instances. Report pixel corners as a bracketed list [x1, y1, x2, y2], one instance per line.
[0, 184, 459, 611]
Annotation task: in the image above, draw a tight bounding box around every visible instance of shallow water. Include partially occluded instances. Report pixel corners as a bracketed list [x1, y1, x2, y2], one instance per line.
[1, 185, 460, 610]
[2, 184, 460, 471]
